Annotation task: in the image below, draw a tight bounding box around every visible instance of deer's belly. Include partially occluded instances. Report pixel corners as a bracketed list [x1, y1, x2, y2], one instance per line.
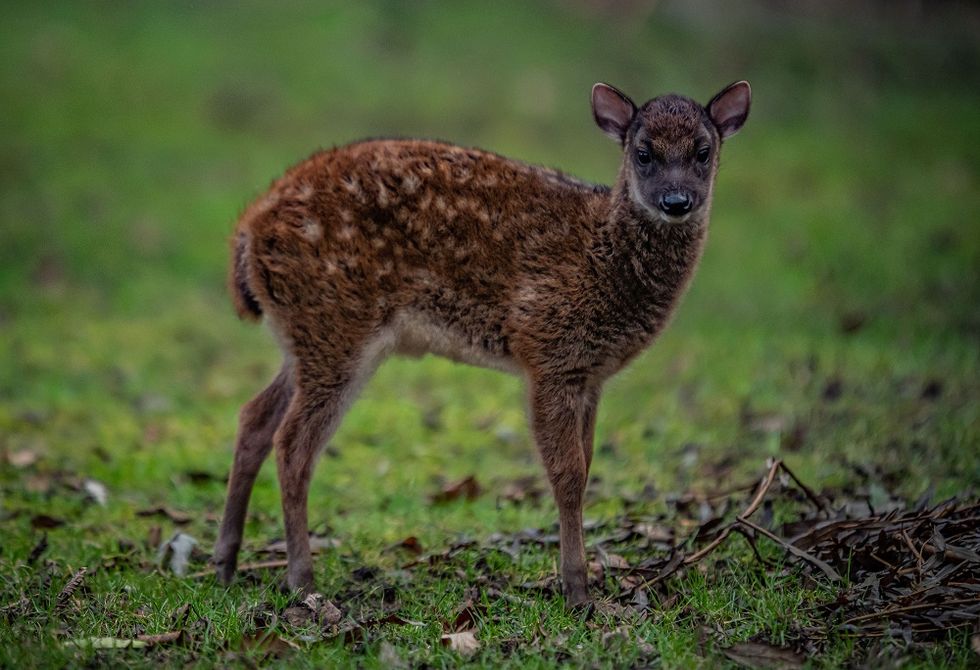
[392, 309, 520, 375]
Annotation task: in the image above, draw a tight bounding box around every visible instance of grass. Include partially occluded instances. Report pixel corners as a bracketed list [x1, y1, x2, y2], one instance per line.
[1, 1, 978, 667]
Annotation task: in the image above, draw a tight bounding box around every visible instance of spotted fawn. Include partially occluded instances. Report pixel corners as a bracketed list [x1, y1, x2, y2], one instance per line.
[213, 80, 751, 608]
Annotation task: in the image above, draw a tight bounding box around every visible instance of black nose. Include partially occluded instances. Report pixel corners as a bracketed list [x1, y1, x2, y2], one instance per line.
[659, 192, 693, 216]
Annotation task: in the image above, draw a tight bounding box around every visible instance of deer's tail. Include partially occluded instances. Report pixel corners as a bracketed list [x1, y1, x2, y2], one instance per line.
[230, 231, 263, 322]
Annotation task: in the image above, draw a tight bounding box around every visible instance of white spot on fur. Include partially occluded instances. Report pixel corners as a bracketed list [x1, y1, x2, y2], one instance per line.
[376, 180, 391, 208]
[300, 217, 322, 242]
[296, 183, 315, 200]
[401, 174, 420, 195]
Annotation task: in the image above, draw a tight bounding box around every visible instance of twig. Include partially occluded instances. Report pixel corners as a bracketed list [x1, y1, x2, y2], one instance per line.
[736, 518, 842, 581]
[683, 528, 732, 565]
[740, 459, 782, 521]
[842, 596, 980, 625]
[776, 460, 828, 513]
[189, 559, 289, 580]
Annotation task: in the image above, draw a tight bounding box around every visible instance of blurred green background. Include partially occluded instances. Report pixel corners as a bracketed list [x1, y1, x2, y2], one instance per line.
[1, 1, 978, 666]
[1, 0, 978, 556]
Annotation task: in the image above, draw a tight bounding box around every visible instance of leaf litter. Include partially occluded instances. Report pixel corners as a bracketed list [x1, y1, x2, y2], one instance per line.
[368, 460, 977, 657]
[43, 461, 976, 661]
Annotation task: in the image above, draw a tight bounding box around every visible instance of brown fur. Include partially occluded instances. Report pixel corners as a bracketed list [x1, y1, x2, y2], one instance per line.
[214, 81, 751, 608]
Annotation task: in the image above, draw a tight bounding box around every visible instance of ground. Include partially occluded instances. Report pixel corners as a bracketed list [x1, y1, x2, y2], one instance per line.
[1, 2, 978, 667]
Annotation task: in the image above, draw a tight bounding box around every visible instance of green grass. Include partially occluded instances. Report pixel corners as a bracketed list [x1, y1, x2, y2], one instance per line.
[1, 1, 978, 667]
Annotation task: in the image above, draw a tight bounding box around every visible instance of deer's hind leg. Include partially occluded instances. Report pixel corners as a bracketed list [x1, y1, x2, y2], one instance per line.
[274, 327, 392, 593]
[214, 365, 294, 584]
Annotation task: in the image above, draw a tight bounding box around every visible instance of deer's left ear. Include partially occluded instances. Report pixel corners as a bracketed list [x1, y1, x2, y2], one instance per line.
[707, 81, 751, 139]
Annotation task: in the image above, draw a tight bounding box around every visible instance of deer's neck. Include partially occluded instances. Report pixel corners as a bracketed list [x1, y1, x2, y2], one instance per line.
[591, 182, 708, 327]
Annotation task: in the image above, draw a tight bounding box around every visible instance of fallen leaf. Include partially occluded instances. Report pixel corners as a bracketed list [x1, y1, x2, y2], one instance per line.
[722, 641, 803, 669]
[147, 525, 162, 549]
[240, 629, 298, 658]
[66, 637, 148, 649]
[448, 598, 488, 632]
[634, 522, 673, 543]
[83, 479, 108, 506]
[30, 514, 65, 529]
[441, 630, 480, 656]
[260, 534, 340, 554]
[315, 598, 342, 626]
[499, 475, 544, 505]
[283, 605, 315, 626]
[136, 630, 184, 646]
[27, 533, 48, 564]
[431, 475, 481, 504]
[157, 532, 198, 576]
[393, 536, 423, 555]
[6, 448, 39, 468]
[184, 470, 226, 485]
[56, 567, 88, 609]
[137, 506, 192, 524]
[25, 474, 52, 494]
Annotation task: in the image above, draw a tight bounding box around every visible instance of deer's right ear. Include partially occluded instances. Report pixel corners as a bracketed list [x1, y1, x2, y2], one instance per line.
[591, 83, 636, 145]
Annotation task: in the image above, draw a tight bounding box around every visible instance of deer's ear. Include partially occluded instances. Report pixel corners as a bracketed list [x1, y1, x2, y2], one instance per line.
[591, 83, 636, 145]
[707, 81, 751, 140]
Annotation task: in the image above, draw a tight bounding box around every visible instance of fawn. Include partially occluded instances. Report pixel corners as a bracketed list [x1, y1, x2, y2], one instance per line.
[213, 81, 751, 608]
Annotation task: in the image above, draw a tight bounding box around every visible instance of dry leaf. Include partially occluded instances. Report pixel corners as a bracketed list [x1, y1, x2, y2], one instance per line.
[157, 532, 198, 576]
[240, 629, 298, 658]
[283, 606, 315, 626]
[722, 642, 803, 669]
[430, 475, 481, 504]
[395, 535, 423, 555]
[56, 568, 88, 609]
[441, 630, 480, 656]
[7, 449, 39, 468]
[137, 506, 192, 524]
[83, 479, 108, 506]
[147, 525, 162, 549]
[27, 533, 48, 565]
[30, 514, 65, 529]
[66, 637, 148, 649]
[260, 534, 340, 554]
[136, 630, 184, 645]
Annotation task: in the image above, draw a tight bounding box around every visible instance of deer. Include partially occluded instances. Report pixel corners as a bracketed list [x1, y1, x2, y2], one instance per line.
[212, 80, 751, 609]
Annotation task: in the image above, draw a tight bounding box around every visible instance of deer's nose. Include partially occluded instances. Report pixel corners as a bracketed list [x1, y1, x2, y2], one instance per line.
[659, 192, 692, 217]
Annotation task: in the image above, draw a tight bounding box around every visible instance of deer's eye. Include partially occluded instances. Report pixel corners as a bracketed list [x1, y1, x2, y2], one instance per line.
[635, 147, 651, 165]
[696, 146, 711, 164]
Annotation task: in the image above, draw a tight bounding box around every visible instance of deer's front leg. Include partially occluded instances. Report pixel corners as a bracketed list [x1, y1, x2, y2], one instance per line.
[529, 377, 592, 609]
